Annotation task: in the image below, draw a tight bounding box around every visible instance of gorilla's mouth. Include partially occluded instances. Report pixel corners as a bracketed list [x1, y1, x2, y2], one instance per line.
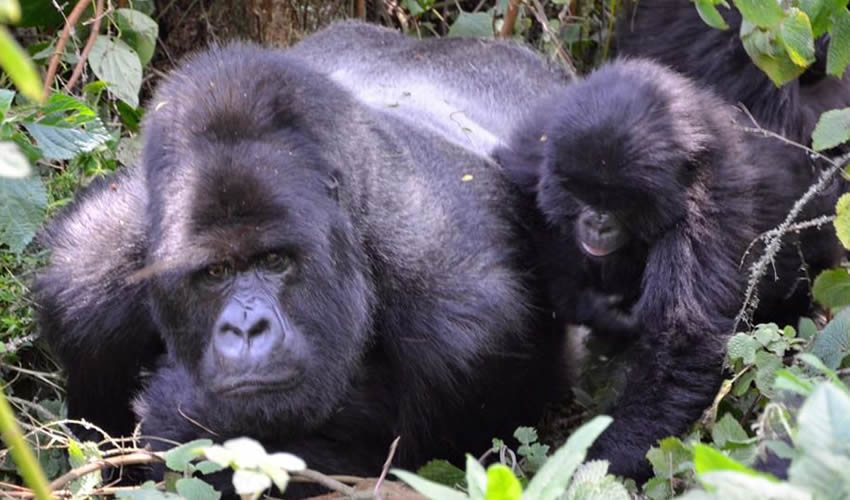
[581, 242, 617, 257]
[213, 374, 301, 397]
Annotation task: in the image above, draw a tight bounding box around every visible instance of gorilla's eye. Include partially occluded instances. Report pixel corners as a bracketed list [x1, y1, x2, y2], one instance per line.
[262, 252, 292, 273]
[207, 262, 232, 278]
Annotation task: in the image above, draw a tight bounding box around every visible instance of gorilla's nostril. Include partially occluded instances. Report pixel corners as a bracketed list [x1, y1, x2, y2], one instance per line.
[247, 318, 270, 338]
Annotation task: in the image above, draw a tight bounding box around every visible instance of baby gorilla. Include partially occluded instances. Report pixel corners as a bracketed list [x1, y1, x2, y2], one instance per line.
[496, 58, 841, 480]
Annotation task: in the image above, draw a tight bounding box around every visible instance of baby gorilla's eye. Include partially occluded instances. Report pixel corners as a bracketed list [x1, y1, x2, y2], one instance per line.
[207, 262, 232, 278]
[263, 252, 292, 273]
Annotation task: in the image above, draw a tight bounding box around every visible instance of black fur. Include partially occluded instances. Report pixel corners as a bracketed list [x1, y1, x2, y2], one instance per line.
[33, 31, 567, 497]
[494, 58, 842, 481]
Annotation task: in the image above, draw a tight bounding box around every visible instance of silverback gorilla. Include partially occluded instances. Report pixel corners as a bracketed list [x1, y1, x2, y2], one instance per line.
[33, 27, 570, 496]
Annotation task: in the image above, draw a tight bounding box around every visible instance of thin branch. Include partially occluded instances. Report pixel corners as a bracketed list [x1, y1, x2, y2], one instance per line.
[48, 451, 161, 491]
[374, 436, 400, 497]
[64, 0, 105, 92]
[524, 0, 576, 77]
[355, 0, 366, 18]
[291, 468, 355, 496]
[500, 0, 519, 39]
[43, 0, 93, 100]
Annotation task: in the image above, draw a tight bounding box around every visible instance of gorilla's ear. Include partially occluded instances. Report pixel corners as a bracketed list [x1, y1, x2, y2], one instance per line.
[494, 133, 545, 193]
[325, 172, 340, 202]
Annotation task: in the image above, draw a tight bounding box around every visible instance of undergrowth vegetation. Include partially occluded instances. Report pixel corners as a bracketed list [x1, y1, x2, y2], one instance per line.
[1, 0, 849, 498]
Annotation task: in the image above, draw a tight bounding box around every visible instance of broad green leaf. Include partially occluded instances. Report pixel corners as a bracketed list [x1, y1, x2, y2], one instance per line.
[711, 414, 748, 448]
[811, 307, 850, 369]
[799, 0, 832, 36]
[392, 469, 469, 500]
[788, 450, 850, 498]
[88, 36, 143, 107]
[0, 175, 46, 253]
[778, 8, 815, 67]
[0, 142, 31, 178]
[23, 122, 109, 160]
[485, 464, 521, 500]
[67, 441, 102, 497]
[741, 22, 807, 85]
[514, 427, 538, 445]
[466, 454, 487, 499]
[693, 443, 763, 476]
[522, 415, 612, 500]
[774, 369, 816, 396]
[0, 0, 21, 22]
[732, 0, 786, 27]
[754, 351, 783, 397]
[835, 193, 850, 249]
[175, 477, 221, 500]
[642, 477, 671, 500]
[827, 7, 850, 76]
[798, 316, 819, 340]
[115, 8, 158, 66]
[695, 0, 730, 29]
[232, 469, 271, 496]
[727, 333, 759, 364]
[812, 268, 850, 309]
[195, 460, 226, 475]
[0, 27, 43, 103]
[797, 353, 843, 387]
[116, 481, 181, 500]
[795, 382, 850, 455]
[448, 11, 494, 38]
[646, 437, 693, 477]
[754, 323, 781, 346]
[163, 439, 213, 472]
[812, 107, 850, 151]
[416, 459, 466, 487]
[694, 471, 811, 499]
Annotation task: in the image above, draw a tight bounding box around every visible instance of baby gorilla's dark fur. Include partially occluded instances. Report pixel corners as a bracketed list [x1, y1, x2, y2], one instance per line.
[34, 39, 567, 497]
[495, 59, 842, 481]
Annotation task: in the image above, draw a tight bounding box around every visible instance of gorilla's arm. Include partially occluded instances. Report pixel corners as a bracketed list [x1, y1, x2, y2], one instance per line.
[33, 166, 163, 438]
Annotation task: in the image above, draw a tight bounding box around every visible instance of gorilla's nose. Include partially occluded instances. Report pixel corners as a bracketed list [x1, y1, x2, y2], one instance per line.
[213, 302, 283, 361]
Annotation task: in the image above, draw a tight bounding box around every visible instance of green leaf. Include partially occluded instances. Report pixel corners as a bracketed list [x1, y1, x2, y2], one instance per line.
[642, 477, 671, 500]
[812, 107, 850, 151]
[485, 464, 521, 500]
[711, 414, 748, 448]
[693, 443, 762, 476]
[175, 478, 221, 500]
[741, 22, 807, 85]
[798, 0, 832, 36]
[646, 437, 693, 477]
[466, 454, 488, 500]
[416, 459, 466, 487]
[732, 0, 786, 27]
[695, 0, 730, 29]
[811, 307, 850, 369]
[827, 7, 850, 77]
[115, 8, 158, 66]
[0, 175, 46, 253]
[773, 368, 816, 396]
[835, 193, 850, 250]
[66, 441, 102, 497]
[727, 333, 759, 364]
[795, 381, 850, 455]
[754, 350, 783, 397]
[694, 471, 810, 499]
[778, 8, 816, 67]
[232, 469, 271, 496]
[0, 27, 44, 104]
[0, 142, 31, 178]
[116, 481, 181, 500]
[754, 323, 781, 346]
[788, 450, 850, 498]
[565, 461, 630, 500]
[88, 36, 143, 107]
[813, 268, 850, 309]
[448, 11, 494, 38]
[0, 0, 21, 22]
[798, 317, 818, 340]
[514, 427, 538, 445]
[163, 439, 213, 472]
[392, 469, 469, 500]
[194, 460, 226, 475]
[23, 121, 109, 160]
[522, 415, 612, 500]
[0, 88, 14, 119]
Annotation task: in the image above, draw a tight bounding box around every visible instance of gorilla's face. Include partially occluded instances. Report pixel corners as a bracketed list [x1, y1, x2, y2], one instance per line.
[146, 141, 375, 434]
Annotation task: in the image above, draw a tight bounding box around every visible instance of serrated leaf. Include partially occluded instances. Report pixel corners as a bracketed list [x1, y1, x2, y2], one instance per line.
[0, 142, 31, 178]
[392, 469, 469, 500]
[485, 464, 521, 500]
[416, 459, 466, 487]
[712, 414, 748, 448]
[779, 8, 816, 67]
[514, 426, 538, 445]
[565, 461, 630, 500]
[812, 107, 850, 151]
[695, 0, 730, 29]
[755, 351, 783, 397]
[0, 175, 46, 253]
[812, 268, 850, 309]
[793, 383, 850, 486]
[448, 11, 494, 38]
[175, 478, 221, 500]
[88, 36, 142, 108]
[811, 307, 850, 369]
[466, 454, 487, 500]
[754, 323, 781, 346]
[0, 27, 43, 103]
[115, 8, 158, 66]
[163, 439, 213, 472]
[727, 333, 759, 364]
[732, 0, 786, 27]
[232, 469, 271, 496]
[827, 7, 850, 77]
[522, 416, 612, 500]
[646, 437, 693, 477]
[835, 193, 850, 250]
[23, 122, 109, 160]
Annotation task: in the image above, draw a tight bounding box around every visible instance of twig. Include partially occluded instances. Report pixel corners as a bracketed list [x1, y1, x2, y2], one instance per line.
[374, 436, 400, 498]
[1, 483, 165, 498]
[64, 0, 105, 92]
[355, 0, 366, 18]
[500, 0, 519, 39]
[43, 0, 93, 100]
[48, 451, 161, 491]
[292, 469, 355, 496]
[524, 0, 576, 77]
